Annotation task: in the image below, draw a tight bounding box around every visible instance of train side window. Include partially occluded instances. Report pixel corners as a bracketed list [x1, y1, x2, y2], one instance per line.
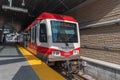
[31, 27, 35, 42]
[27, 30, 31, 42]
[39, 24, 47, 42]
[34, 25, 37, 42]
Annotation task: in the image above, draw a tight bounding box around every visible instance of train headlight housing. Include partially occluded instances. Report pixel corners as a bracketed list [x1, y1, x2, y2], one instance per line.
[73, 50, 79, 55]
[52, 51, 60, 56]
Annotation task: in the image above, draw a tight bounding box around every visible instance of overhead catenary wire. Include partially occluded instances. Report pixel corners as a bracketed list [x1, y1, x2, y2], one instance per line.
[58, 0, 69, 10]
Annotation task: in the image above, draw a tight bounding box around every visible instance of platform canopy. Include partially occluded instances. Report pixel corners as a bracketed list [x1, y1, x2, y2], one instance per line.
[0, 0, 87, 31]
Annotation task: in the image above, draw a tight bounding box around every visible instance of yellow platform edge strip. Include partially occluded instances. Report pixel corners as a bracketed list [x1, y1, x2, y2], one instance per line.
[18, 45, 66, 80]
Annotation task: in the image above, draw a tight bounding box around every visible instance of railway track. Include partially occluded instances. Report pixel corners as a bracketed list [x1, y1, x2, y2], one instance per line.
[50, 60, 95, 80]
[71, 73, 85, 80]
[65, 72, 90, 80]
[51, 65, 86, 80]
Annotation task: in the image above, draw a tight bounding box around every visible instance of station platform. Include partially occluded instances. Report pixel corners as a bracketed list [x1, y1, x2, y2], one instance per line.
[0, 44, 65, 80]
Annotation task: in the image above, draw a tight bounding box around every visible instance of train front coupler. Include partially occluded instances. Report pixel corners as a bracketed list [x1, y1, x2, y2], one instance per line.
[63, 59, 80, 75]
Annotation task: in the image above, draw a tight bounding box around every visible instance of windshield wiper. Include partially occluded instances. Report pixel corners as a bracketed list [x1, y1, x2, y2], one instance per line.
[65, 34, 74, 42]
[64, 34, 75, 47]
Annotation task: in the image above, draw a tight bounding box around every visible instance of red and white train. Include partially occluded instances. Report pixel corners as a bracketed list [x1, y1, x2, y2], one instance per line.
[18, 12, 80, 70]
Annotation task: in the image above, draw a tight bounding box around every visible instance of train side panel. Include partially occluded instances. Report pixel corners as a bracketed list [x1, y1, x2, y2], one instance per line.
[21, 12, 80, 63]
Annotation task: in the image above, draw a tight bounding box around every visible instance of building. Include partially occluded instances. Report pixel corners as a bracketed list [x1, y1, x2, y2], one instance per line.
[66, 0, 120, 80]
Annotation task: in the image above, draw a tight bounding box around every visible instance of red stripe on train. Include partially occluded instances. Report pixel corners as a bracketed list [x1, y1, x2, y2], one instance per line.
[37, 46, 80, 57]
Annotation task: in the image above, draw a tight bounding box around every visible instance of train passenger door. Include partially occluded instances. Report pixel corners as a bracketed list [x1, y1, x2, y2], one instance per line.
[37, 22, 49, 61]
[23, 33, 27, 48]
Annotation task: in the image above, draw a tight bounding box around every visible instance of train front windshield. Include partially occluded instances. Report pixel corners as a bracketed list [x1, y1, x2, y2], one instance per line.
[51, 21, 78, 43]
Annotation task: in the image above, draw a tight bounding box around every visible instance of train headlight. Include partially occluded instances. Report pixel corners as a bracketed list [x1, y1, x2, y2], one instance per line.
[52, 51, 60, 56]
[73, 50, 79, 55]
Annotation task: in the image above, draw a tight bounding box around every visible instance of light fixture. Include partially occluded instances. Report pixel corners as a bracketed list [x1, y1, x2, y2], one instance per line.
[2, 0, 28, 13]
[21, 0, 25, 6]
[2, 5, 28, 13]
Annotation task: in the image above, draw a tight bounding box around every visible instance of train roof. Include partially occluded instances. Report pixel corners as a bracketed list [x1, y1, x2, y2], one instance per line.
[24, 12, 77, 31]
[36, 12, 77, 22]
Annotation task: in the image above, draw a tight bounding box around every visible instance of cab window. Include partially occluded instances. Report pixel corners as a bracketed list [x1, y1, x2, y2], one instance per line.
[39, 24, 47, 42]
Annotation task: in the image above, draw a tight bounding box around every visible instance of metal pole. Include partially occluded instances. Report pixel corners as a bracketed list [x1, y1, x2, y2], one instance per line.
[8, 0, 12, 7]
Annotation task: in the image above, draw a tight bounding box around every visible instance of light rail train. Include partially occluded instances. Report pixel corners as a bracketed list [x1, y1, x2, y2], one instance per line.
[18, 12, 80, 73]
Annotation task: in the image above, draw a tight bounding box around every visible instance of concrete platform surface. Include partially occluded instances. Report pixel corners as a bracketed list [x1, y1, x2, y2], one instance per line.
[0, 44, 39, 80]
[18, 45, 66, 80]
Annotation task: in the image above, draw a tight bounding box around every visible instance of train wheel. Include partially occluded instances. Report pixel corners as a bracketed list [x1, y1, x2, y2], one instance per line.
[44, 59, 49, 64]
